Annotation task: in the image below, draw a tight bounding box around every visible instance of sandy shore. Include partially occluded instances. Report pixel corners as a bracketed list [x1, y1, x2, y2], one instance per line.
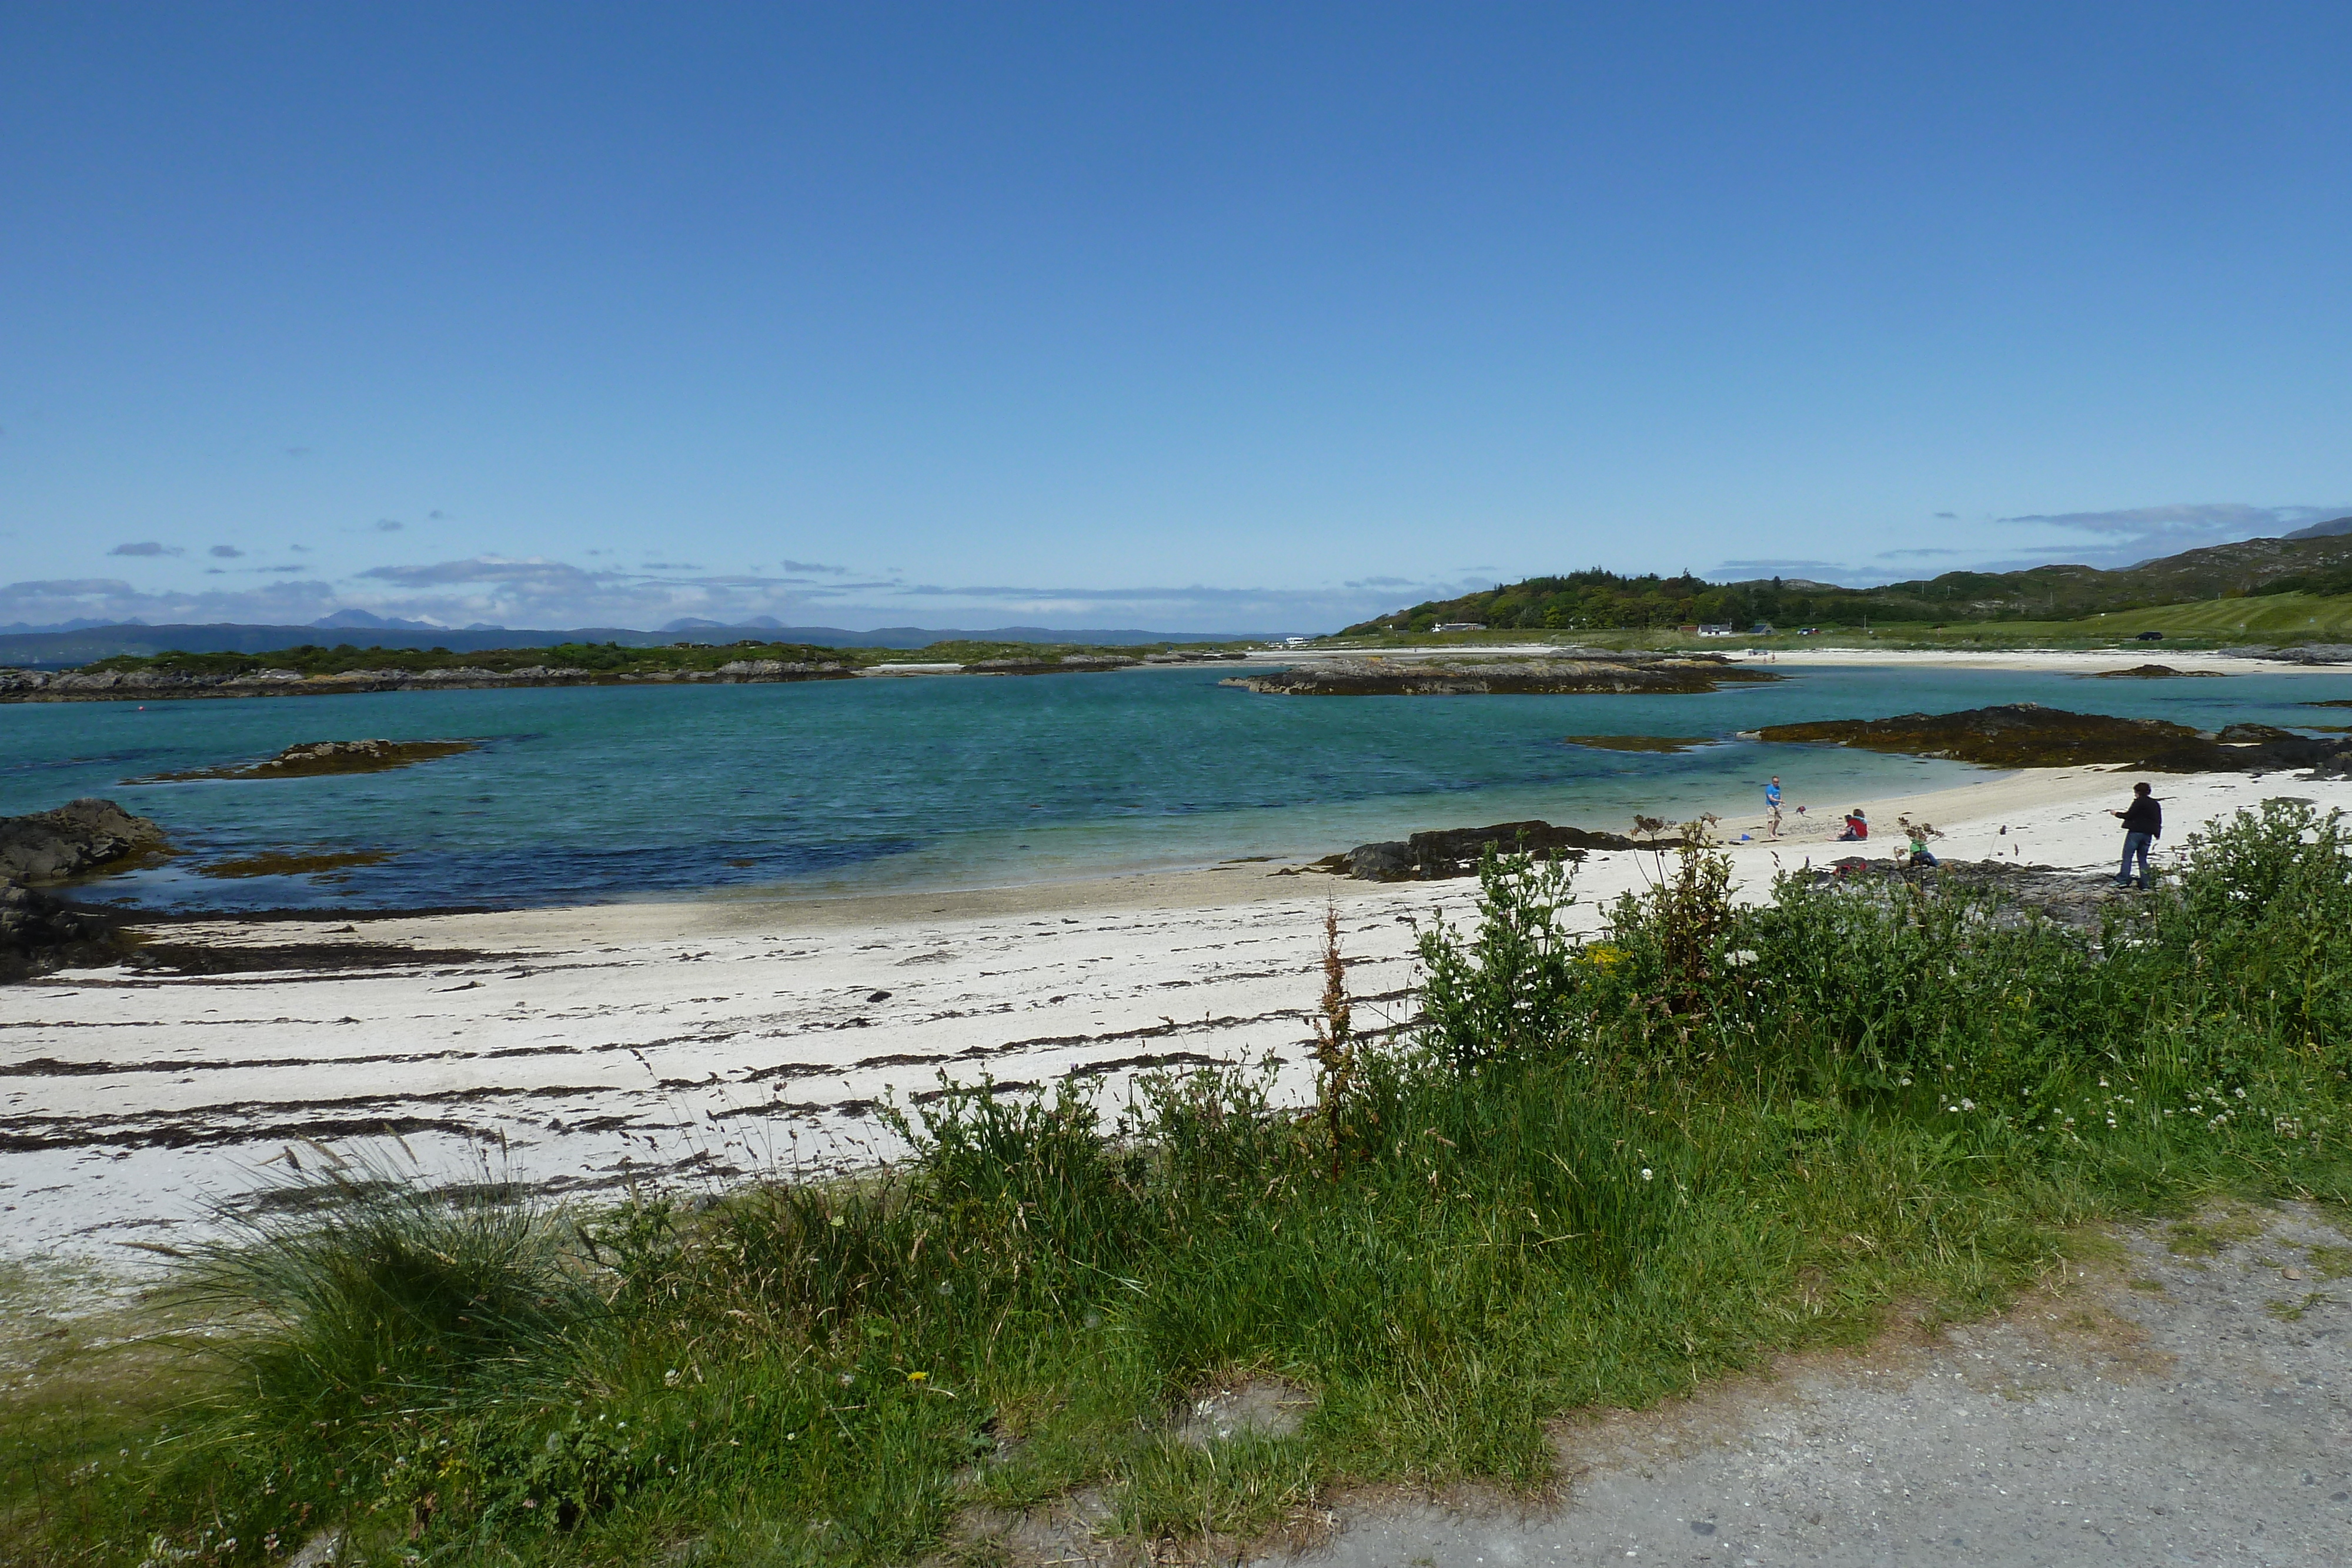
[8, 759, 2352, 1271]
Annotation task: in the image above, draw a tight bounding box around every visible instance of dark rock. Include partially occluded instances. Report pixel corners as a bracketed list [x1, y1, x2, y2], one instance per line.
[0, 877, 116, 982]
[1344, 820, 1683, 881]
[139, 738, 479, 781]
[1758, 703, 2352, 774]
[966, 655, 1140, 675]
[1345, 841, 1418, 881]
[0, 798, 167, 882]
[2215, 723, 2301, 745]
[2090, 663, 2226, 680]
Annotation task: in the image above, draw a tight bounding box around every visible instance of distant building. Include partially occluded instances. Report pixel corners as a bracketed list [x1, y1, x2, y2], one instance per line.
[1695, 623, 1734, 637]
[1431, 622, 1486, 633]
[1751, 622, 1775, 635]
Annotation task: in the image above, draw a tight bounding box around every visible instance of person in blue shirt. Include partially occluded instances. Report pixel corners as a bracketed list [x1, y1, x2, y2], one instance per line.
[1764, 776, 1783, 838]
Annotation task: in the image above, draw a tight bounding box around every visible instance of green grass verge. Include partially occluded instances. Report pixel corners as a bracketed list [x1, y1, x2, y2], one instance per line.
[8, 807, 2351, 1566]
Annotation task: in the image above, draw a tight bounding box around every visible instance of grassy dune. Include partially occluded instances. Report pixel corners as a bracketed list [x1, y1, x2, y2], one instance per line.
[6, 810, 2351, 1566]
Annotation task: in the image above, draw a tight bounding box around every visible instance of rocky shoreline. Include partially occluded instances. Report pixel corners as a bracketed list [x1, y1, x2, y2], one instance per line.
[1221, 652, 1778, 697]
[0, 799, 166, 981]
[1309, 819, 1690, 881]
[0, 660, 858, 703]
[0, 649, 1235, 703]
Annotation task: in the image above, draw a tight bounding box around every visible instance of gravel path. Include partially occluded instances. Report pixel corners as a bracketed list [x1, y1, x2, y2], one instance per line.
[1286, 1206, 2350, 1567]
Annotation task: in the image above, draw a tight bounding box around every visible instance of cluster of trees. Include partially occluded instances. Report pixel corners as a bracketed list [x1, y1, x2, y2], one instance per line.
[1347, 530, 2352, 637]
[1347, 570, 1929, 635]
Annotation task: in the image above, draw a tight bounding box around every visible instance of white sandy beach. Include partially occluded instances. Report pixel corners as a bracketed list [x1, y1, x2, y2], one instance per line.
[8, 751, 2351, 1271]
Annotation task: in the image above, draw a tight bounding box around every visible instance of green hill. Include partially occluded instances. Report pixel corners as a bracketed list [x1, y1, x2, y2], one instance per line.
[1344, 519, 2352, 636]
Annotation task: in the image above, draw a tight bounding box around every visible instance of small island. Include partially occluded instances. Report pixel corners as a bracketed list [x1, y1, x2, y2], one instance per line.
[0, 637, 1240, 703]
[1221, 652, 1778, 697]
[140, 739, 482, 782]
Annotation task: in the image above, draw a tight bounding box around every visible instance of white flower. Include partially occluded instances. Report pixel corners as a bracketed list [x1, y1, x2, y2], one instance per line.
[1640, 1168, 1654, 1181]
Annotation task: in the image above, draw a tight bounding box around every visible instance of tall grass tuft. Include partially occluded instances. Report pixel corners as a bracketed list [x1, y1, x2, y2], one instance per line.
[181, 1155, 593, 1427]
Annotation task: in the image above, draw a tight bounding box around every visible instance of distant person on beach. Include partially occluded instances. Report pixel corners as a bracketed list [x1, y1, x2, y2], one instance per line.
[1838, 808, 1867, 842]
[1905, 824, 1938, 867]
[2110, 782, 2161, 889]
[1765, 776, 1783, 837]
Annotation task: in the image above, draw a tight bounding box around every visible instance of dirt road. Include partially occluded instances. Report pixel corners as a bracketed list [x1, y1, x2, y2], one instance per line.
[1288, 1206, 2350, 1567]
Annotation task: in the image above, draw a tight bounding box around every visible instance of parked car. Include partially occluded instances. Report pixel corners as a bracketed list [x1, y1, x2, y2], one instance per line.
[2134, 630, 2165, 641]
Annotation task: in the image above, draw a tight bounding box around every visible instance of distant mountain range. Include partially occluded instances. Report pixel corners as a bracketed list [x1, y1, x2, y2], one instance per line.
[1348, 517, 2352, 634]
[0, 618, 1265, 667]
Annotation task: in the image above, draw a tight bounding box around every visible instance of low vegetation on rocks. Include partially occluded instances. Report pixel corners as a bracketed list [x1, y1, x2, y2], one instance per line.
[141, 740, 483, 783]
[8, 805, 2352, 1566]
[1222, 653, 1777, 697]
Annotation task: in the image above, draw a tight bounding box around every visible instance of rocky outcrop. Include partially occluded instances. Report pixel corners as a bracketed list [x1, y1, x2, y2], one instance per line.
[2090, 663, 2226, 679]
[0, 878, 116, 982]
[0, 798, 159, 980]
[1223, 654, 1776, 697]
[966, 654, 1141, 675]
[0, 798, 167, 882]
[1757, 703, 2352, 774]
[1329, 820, 1686, 881]
[712, 659, 848, 680]
[1141, 650, 1250, 664]
[140, 739, 481, 782]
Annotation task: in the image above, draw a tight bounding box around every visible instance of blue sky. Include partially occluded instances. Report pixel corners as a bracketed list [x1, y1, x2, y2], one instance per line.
[4, 3, 2348, 633]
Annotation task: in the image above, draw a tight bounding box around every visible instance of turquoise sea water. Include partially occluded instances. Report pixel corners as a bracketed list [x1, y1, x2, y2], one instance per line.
[4, 664, 2347, 912]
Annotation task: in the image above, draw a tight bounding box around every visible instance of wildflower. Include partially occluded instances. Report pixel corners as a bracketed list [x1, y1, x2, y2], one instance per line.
[906, 1370, 928, 1383]
[1640, 1168, 1654, 1181]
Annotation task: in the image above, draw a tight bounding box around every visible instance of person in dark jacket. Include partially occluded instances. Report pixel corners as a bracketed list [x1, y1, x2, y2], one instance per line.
[2110, 782, 2161, 888]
